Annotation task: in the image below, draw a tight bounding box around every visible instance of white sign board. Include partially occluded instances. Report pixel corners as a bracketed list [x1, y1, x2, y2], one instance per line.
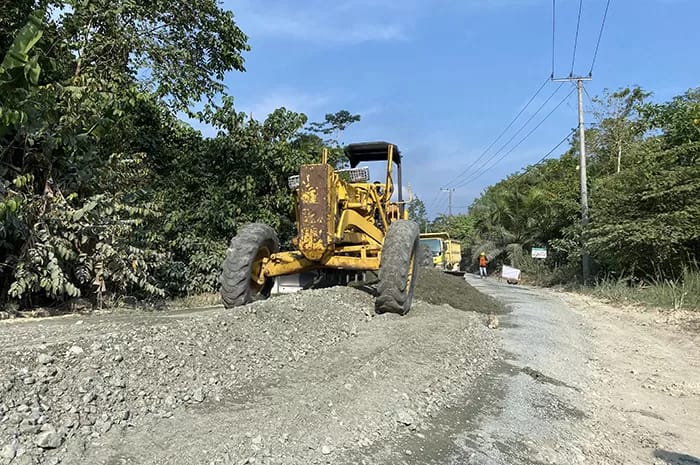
[531, 247, 547, 259]
[501, 265, 521, 281]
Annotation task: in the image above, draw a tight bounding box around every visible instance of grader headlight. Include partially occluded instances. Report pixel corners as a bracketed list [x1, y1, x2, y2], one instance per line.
[288, 175, 300, 189]
[288, 166, 369, 190]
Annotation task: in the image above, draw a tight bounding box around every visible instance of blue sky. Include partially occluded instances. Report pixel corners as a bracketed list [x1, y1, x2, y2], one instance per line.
[213, 0, 699, 218]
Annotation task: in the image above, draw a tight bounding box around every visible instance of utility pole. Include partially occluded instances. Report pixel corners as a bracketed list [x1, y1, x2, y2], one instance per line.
[441, 188, 455, 216]
[553, 75, 592, 284]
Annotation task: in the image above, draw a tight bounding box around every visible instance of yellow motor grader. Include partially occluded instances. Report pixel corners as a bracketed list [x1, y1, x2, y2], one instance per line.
[220, 142, 420, 314]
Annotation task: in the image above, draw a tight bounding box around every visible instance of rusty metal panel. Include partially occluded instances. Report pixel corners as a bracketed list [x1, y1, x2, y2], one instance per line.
[297, 164, 335, 261]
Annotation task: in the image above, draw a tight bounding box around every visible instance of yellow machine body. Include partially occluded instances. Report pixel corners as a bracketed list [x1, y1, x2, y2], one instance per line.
[254, 143, 407, 285]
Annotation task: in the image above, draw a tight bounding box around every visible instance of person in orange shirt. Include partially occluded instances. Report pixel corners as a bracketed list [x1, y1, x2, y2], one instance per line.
[479, 252, 488, 278]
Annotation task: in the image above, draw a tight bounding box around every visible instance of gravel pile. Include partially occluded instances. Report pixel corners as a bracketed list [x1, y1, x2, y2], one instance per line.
[0, 281, 499, 465]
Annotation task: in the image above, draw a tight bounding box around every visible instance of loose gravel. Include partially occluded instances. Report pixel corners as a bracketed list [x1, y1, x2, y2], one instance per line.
[0, 274, 499, 465]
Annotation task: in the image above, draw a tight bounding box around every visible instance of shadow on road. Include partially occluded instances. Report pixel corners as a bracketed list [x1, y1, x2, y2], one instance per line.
[655, 449, 700, 465]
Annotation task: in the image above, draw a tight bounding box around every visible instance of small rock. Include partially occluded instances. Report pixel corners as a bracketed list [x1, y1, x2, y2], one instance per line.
[321, 445, 334, 455]
[192, 388, 205, 403]
[395, 408, 417, 426]
[111, 377, 126, 388]
[34, 430, 62, 449]
[0, 442, 17, 459]
[37, 354, 54, 365]
[95, 419, 112, 434]
[252, 435, 263, 446]
[23, 377, 36, 385]
[405, 450, 413, 456]
[82, 392, 96, 404]
[487, 314, 500, 329]
[67, 346, 84, 356]
[19, 419, 40, 434]
[143, 346, 155, 355]
[113, 354, 124, 363]
[62, 416, 76, 429]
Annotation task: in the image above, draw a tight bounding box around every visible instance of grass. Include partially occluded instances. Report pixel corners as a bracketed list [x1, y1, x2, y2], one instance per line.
[587, 268, 700, 312]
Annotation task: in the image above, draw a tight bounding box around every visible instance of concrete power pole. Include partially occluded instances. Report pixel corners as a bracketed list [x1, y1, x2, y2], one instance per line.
[553, 75, 592, 284]
[576, 79, 591, 284]
[441, 188, 455, 216]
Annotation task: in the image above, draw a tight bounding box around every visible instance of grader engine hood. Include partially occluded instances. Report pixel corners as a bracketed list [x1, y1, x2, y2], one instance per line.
[297, 164, 337, 261]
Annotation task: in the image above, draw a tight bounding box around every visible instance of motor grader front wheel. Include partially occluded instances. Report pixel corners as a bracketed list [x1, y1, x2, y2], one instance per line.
[220, 223, 279, 308]
[376, 220, 420, 315]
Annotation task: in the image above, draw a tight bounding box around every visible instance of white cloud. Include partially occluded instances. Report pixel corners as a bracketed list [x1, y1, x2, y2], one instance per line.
[225, 0, 416, 44]
[239, 89, 332, 120]
[224, 0, 541, 45]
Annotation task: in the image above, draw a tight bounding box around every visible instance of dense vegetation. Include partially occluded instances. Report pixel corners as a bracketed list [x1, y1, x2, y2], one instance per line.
[0, 3, 357, 310]
[2, 3, 698, 311]
[421, 87, 699, 307]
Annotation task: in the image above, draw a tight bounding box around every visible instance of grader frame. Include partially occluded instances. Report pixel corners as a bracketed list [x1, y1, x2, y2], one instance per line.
[220, 141, 420, 314]
[260, 142, 404, 280]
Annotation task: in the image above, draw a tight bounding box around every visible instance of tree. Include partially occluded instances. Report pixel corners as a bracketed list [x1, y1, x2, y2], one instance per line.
[56, 0, 249, 110]
[307, 110, 361, 167]
[591, 87, 649, 174]
[1, 2, 250, 307]
[0, 4, 367, 309]
[407, 196, 428, 232]
[462, 87, 700, 284]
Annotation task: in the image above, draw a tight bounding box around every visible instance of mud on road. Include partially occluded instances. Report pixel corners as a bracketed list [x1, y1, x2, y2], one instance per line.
[0, 269, 499, 465]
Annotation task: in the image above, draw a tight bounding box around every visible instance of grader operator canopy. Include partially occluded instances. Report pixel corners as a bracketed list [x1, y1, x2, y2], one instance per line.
[345, 141, 404, 207]
[345, 142, 402, 167]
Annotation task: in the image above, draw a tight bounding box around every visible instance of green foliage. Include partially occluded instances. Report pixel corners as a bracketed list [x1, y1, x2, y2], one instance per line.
[1, 4, 359, 309]
[407, 196, 428, 232]
[307, 110, 361, 167]
[589, 140, 700, 277]
[463, 86, 700, 294]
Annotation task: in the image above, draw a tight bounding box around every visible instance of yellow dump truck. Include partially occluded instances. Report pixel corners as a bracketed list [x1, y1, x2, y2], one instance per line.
[419, 233, 462, 272]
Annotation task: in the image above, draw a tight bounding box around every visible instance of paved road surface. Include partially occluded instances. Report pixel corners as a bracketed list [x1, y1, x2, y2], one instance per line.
[364, 275, 700, 465]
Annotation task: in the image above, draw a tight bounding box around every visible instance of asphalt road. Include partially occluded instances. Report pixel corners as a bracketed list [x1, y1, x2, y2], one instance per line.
[363, 274, 700, 465]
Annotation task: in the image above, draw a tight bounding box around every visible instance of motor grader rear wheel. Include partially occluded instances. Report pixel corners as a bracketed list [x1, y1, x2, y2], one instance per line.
[376, 220, 420, 315]
[220, 223, 279, 308]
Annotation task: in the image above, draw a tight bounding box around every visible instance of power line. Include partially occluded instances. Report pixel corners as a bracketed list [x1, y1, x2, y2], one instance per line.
[425, 189, 446, 219]
[454, 87, 574, 187]
[570, 0, 584, 76]
[511, 129, 577, 182]
[449, 82, 565, 188]
[454, 85, 577, 188]
[442, 76, 551, 189]
[589, 0, 612, 75]
[583, 84, 595, 107]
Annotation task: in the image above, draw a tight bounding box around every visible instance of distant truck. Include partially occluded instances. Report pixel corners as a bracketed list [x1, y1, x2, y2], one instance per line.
[419, 232, 462, 273]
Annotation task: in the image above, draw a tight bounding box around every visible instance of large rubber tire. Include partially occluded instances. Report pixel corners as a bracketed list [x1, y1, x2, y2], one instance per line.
[220, 223, 279, 308]
[376, 220, 420, 315]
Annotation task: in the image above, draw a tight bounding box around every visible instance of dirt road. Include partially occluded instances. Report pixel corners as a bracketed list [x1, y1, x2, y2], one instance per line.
[362, 276, 699, 465]
[1, 271, 698, 464]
